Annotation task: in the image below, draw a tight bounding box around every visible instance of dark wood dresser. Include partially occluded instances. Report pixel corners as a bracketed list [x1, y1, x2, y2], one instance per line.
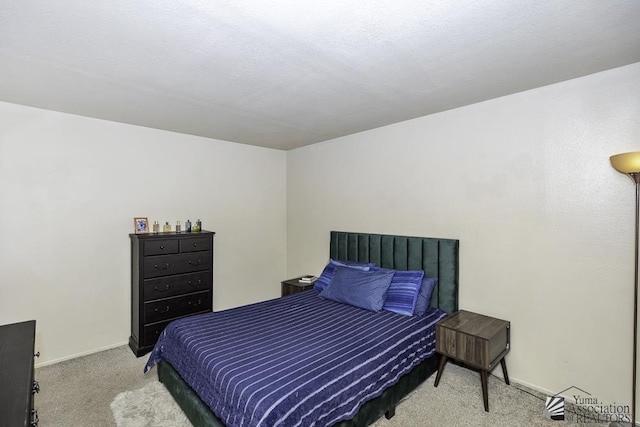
[0, 320, 39, 427]
[129, 231, 215, 356]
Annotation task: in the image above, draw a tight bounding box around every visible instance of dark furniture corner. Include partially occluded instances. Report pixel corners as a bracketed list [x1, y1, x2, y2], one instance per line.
[0, 320, 39, 427]
[129, 230, 215, 357]
[434, 310, 510, 412]
[281, 276, 315, 296]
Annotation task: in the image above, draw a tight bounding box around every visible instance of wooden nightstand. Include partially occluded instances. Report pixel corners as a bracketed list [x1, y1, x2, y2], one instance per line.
[281, 277, 315, 297]
[434, 310, 510, 412]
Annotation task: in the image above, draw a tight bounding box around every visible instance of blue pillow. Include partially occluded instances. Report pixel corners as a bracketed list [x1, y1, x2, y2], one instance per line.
[313, 259, 374, 293]
[414, 277, 439, 316]
[381, 270, 424, 316]
[319, 266, 394, 312]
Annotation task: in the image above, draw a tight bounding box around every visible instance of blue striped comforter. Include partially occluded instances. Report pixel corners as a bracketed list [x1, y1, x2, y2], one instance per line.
[145, 290, 446, 427]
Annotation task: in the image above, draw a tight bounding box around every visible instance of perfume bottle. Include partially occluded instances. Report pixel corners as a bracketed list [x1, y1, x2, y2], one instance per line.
[175, 221, 181, 233]
[163, 221, 171, 232]
[152, 221, 160, 233]
[185, 219, 192, 232]
[193, 219, 201, 232]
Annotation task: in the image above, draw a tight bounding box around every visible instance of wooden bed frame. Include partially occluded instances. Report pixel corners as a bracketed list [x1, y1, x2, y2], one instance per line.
[156, 231, 459, 426]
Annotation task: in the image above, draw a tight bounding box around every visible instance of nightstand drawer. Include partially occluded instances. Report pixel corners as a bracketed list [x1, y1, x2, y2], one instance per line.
[434, 310, 511, 413]
[436, 310, 510, 370]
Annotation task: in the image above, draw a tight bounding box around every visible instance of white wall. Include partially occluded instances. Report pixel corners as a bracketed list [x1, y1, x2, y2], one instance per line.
[0, 102, 287, 365]
[2, 60, 638, 413]
[287, 63, 640, 412]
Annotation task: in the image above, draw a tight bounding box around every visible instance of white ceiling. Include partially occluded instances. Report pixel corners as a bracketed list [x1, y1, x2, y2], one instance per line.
[1, 1, 639, 150]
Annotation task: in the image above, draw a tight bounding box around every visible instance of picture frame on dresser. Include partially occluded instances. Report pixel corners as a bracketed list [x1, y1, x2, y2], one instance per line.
[134, 217, 149, 234]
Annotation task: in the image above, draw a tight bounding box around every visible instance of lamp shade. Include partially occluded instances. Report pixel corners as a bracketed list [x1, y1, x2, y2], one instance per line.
[611, 152, 640, 174]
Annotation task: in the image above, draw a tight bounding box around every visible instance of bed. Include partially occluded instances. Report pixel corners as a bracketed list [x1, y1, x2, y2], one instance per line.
[144, 231, 459, 427]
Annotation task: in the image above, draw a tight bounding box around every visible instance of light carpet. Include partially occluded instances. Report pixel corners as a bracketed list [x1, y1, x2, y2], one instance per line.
[111, 381, 190, 427]
[111, 363, 608, 426]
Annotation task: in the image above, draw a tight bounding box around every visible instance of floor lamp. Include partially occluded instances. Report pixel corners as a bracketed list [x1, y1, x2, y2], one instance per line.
[610, 151, 640, 427]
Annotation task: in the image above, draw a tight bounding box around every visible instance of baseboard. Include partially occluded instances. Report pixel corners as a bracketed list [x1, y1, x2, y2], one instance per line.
[500, 375, 556, 397]
[34, 340, 129, 368]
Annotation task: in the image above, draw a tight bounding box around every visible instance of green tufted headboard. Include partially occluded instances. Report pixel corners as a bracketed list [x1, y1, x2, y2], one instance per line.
[329, 231, 459, 314]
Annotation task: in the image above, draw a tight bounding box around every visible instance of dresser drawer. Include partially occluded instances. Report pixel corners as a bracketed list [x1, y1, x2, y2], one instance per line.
[180, 236, 211, 253]
[143, 272, 210, 301]
[143, 252, 212, 278]
[144, 291, 212, 324]
[144, 239, 179, 256]
[142, 319, 172, 347]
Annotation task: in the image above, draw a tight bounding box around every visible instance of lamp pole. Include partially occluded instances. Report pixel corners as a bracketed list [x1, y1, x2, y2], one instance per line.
[610, 152, 640, 427]
[628, 173, 638, 427]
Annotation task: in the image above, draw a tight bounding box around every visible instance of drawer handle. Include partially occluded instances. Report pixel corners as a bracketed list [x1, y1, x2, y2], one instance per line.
[154, 284, 171, 292]
[154, 306, 170, 314]
[154, 263, 170, 270]
[187, 279, 202, 286]
[188, 259, 202, 266]
[192, 242, 198, 247]
[159, 245, 165, 250]
[188, 299, 202, 307]
[32, 380, 40, 394]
